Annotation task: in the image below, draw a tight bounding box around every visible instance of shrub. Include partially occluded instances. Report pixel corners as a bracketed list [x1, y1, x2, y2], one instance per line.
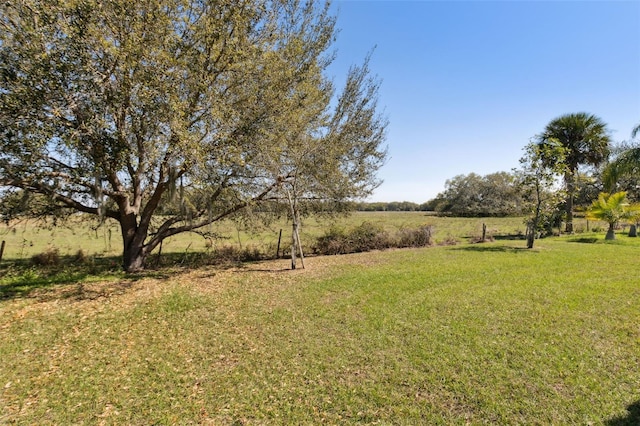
[74, 249, 92, 264]
[314, 222, 431, 255]
[210, 244, 265, 264]
[31, 248, 60, 266]
[438, 236, 459, 246]
[314, 227, 349, 255]
[397, 225, 433, 248]
[239, 245, 263, 262]
[347, 222, 391, 252]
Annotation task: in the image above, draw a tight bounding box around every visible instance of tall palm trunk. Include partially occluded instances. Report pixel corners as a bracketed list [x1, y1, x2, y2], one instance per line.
[565, 171, 575, 233]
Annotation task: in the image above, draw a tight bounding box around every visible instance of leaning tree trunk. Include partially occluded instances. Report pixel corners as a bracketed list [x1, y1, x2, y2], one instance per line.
[291, 220, 297, 270]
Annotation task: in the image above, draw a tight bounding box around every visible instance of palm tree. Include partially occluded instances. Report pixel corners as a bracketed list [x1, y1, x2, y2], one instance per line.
[602, 121, 640, 191]
[586, 192, 635, 240]
[538, 112, 611, 233]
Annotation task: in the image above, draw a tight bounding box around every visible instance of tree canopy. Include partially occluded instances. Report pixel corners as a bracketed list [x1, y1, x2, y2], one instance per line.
[0, 0, 387, 271]
[431, 171, 526, 217]
[536, 112, 611, 232]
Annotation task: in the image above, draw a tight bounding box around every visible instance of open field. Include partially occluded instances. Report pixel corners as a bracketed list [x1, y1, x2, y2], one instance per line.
[1, 216, 639, 424]
[0, 211, 600, 261]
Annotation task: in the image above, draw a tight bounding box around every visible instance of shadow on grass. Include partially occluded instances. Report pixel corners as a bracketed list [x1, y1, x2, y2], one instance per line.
[452, 244, 531, 253]
[462, 234, 525, 242]
[0, 250, 276, 301]
[492, 234, 526, 241]
[234, 267, 293, 273]
[568, 237, 599, 244]
[606, 400, 640, 426]
[0, 254, 177, 301]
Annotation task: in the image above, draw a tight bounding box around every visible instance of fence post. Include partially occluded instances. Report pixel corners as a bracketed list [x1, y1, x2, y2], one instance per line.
[0, 240, 5, 262]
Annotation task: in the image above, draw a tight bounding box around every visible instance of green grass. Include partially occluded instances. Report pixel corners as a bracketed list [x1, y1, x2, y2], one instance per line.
[0, 212, 532, 261]
[1, 233, 639, 424]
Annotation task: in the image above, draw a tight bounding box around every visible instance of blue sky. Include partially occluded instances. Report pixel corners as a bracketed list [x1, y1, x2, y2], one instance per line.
[328, 0, 640, 203]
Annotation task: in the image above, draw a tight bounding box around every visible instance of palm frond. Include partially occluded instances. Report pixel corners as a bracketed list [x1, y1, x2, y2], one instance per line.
[586, 191, 629, 224]
[603, 147, 640, 190]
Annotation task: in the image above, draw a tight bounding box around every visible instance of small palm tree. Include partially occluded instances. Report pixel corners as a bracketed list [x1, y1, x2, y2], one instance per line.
[586, 192, 636, 240]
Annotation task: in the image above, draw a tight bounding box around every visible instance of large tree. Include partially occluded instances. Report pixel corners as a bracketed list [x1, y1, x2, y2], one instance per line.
[432, 171, 525, 217]
[0, 0, 387, 271]
[537, 112, 611, 233]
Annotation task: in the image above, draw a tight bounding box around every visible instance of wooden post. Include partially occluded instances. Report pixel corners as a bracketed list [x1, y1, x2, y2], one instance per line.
[482, 223, 487, 241]
[276, 229, 282, 258]
[0, 240, 5, 262]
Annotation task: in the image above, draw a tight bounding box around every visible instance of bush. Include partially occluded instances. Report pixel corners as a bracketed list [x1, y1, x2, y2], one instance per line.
[438, 236, 459, 246]
[74, 249, 92, 264]
[348, 222, 391, 252]
[314, 222, 432, 255]
[397, 225, 433, 248]
[31, 248, 60, 266]
[314, 227, 349, 255]
[211, 244, 265, 263]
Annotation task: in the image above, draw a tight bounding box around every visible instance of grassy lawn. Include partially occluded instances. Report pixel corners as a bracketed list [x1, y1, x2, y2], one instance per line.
[1, 228, 639, 424]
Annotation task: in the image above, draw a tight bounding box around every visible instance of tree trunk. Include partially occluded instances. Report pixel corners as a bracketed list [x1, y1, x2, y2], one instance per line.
[565, 172, 575, 233]
[295, 221, 305, 269]
[605, 223, 616, 240]
[527, 189, 542, 249]
[629, 224, 637, 237]
[527, 216, 539, 249]
[290, 237, 296, 270]
[123, 244, 147, 272]
[526, 225, 535, 249]
[119, 210, 148, 272]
